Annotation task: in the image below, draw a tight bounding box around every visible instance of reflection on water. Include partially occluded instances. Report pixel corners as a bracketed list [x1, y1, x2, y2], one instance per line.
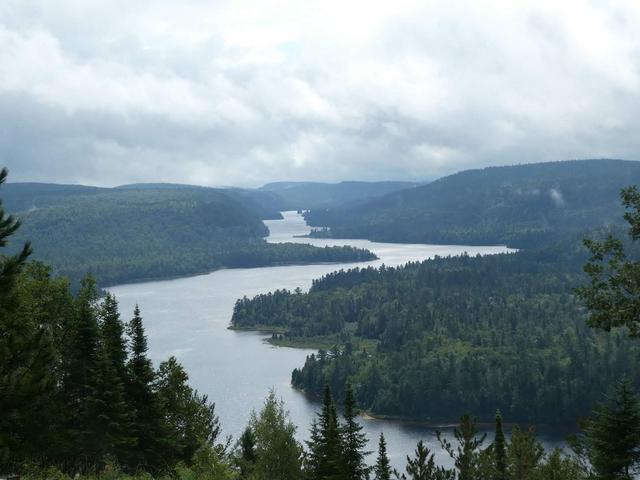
[109, 212, 564, 469]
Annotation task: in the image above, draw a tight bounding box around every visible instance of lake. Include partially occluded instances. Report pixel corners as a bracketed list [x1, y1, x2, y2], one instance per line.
[109, 211, 566, 470]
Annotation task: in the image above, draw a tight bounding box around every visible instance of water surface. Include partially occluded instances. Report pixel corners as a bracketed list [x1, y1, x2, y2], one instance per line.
[109, 212, 564, 469]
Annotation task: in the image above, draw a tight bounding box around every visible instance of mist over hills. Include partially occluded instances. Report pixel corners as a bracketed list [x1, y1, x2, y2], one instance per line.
[305, 159, 640, 248]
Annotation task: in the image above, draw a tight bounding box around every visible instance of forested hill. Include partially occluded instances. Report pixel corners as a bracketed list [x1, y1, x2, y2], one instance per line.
[305, 159, 640, 247]
[231, 239, 640, 425]
[7, 184, 375, 286]
[260, 180, 418, 210]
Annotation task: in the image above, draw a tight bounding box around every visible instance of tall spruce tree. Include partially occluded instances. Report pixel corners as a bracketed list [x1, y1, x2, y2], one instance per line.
[341, 384, 370, 480]
[96, 293, 134, 463]
[126, 304, 163, 469]
[493, 410, 507, 480]
[577, 379, 640, 479]
[63, 275, 106, 466]
[437, 414, 486, 480]
[507, 426, 543, 480]
[374, 433, 392, 480]
[249, 391, 303, 480]
[305, 385, 343, 480]
[0, 168, 51, 471]
[399, 440, 454, 480]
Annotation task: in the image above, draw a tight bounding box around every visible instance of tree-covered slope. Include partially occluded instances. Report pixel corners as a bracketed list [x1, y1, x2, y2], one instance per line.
[8, 185, 375, 286]
[305, 159, 640, 247]
[261, 180, 418, 210]
[231, 241, 640, 425]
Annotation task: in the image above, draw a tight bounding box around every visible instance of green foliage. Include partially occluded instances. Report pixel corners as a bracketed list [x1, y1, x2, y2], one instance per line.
[373, 433, 392, 480]
[576, 185, 640, 337]
[397, 440, 454, 480]
[235, 245, 640, 424]
[341, 384, 371, 480]
[246, 391, 303, 480]
[305, 386, 343, 480]
[437, 414, 486, 480]
[306, 159, 640, 248]
[506, 426, 544, 480]
[493, 410, 507, 480]
[8, 185, 374, 286]
[572, 379, 640, 479]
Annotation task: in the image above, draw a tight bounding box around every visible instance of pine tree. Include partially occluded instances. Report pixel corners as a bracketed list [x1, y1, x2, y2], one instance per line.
[63, 275, 106, 466]
[249, 391, 303, 480]
[374, 433, 392, 480]
[237, 426, 257, 478]
[437, 414, 486, 480]
[96, 293, 134, 463]
[126, 304, 163, 469]
[578, 379, 640, 479]
[305, 385, 343, 480]
[507, 426, 543, 480]
[341, 384, 370, 480]
[493, 410, 507, 480]
[400, 440, 454, 480]
[0, 168, 51, 471]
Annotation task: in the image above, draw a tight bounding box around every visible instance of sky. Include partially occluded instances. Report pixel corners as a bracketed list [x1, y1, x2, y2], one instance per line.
[1, 0, 639, 187]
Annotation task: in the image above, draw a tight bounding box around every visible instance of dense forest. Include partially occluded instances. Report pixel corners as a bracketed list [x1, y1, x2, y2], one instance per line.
[4, 168, 640, 479]
[232, 237, 640, 424]
[305, 159, 640, 248]
[5, 184, 375, 286]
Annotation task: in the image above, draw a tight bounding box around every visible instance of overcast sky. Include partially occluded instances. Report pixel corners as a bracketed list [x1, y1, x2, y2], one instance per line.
[1, 1, 639, 187]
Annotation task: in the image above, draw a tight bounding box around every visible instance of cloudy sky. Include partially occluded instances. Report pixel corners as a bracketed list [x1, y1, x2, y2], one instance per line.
[1, 1, 639, 187]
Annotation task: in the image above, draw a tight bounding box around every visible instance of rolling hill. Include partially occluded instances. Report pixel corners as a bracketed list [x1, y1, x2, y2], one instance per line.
[304, 159, 640, 247]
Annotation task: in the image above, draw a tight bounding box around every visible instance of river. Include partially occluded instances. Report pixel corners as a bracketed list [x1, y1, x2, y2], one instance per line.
[108, 211, 566, 470]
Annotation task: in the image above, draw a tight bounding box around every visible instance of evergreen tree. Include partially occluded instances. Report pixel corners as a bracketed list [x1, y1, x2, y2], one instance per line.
[575, 379, 640, 479]
[437, 414, 486, 480]
[155, 357, 221, 466]
[126, 305, 163, 469]
[237, 426, 257, 478]
[0, 168, 51, 471]
[249, 391, 303, 480]
[63, 275, 106, 467]
[341, 384, 370, 480]
[398, 440, 454, 480]
[374, 433, 392, 480]
[305, 385, 343, 480]
[507, 426, 543, 480]
[576, 185, 640, 337]
[493, 410, 507, 480]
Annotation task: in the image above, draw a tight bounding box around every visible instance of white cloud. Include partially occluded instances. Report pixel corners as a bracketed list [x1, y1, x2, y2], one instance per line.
[0, 0, 639, 186]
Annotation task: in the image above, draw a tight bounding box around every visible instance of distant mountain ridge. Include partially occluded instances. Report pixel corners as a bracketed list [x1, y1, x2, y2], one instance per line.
[304, 159, 640, 248]
[260, 180, 419, 210]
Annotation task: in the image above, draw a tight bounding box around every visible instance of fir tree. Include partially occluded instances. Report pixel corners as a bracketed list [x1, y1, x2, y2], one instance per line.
[577, 379, 640, 479]
[493, 410, 507, 480]
[374, 433, 392, 480]
[249, 391, 303, 480]
[63, 275, 106, 466]
[438, 414, 486, 480]
[126, 305, 163, 469]
[0, 168, 50, 471]
[237, 426, 257, 478]
[507, 426, 543, 480]
[305, 385, 343, 480]
[399, 440, 454, 480]
[341, 384, 370, 480]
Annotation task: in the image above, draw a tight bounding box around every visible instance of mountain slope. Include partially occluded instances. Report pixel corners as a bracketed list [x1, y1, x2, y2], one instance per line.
[6, 185, 374, 286]
[261, 180, 418, 210]
[305, 159, 640, 247]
